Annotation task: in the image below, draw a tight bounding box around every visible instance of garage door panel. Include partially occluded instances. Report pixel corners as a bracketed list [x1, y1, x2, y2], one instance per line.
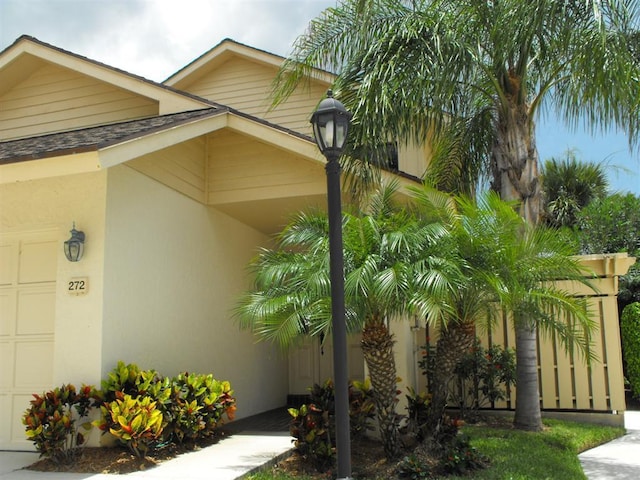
[16, 288, 56, 335]
[0, 342, 13, 389]
[0, 243, 18, 285]
[14, 341, 54, 387]
[0, 394, 9, 444]
[18, 241, 58, 284]
[0, 290, 16, 336]
[0, 230, 56, 450]
[11, 394, 32, 445]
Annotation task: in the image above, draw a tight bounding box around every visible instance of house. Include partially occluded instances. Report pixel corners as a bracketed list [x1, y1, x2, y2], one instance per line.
[0, 35, 423, 450]
[1, 35, 634, 451]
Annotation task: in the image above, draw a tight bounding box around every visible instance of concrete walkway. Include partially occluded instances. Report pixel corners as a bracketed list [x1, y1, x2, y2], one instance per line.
[0, 409, 293, 480]
[580, 411, 640, 480]
[4, 410, 640, 479]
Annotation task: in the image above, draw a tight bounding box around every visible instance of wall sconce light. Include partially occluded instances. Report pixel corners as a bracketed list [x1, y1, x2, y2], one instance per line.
[64, 223, 85, 262]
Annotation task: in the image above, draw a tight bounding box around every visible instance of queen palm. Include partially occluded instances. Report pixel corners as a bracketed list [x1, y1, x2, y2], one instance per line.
[235, 185, 462, 458]
[273, 0, 638, 430]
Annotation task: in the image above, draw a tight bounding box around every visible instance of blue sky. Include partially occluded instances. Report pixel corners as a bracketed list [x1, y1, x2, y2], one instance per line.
[537, 121, 639, 195]
[1, 0, 638, 195]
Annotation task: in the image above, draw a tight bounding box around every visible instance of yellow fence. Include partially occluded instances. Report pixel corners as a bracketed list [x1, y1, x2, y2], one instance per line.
[424, 253, 636, 415]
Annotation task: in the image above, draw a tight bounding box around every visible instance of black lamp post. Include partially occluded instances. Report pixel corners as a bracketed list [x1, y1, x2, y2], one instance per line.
[310, 90, 352, 480]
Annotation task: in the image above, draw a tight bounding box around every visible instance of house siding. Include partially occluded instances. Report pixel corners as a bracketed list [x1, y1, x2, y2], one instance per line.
[102, 165, 288, 418]
[0, 170, 107, 407]
[207, 129, 325, 205]
[0, 63, 158, 140]
[127, 136, 207, 203]
[184, 56, 326, 136]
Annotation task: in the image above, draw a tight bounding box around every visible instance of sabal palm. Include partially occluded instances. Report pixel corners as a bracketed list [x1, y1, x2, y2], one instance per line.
[542, 151, 609, 228]
[235, 185, 461, 458]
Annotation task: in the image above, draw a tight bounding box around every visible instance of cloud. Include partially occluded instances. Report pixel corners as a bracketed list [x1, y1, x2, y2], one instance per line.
[0, 0, 334, 81]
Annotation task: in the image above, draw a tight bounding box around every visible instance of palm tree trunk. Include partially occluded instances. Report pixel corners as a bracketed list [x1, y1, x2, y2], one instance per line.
[493, 100, 544, 432]
[513, 319, 543, 431]
[360, 320, 400, 459]
[491, 99, 542, 226]
[428, 319, 476, 434]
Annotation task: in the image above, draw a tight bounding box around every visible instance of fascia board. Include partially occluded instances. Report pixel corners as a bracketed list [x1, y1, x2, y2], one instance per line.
[0, 151, 101, 184]
[98, 113, 229, 168]
[225, 113, 324, 165]
[225, 113, 420, 194]
[13, 42, 207, 111]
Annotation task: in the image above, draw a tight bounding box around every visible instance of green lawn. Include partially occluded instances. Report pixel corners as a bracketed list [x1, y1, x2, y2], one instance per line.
[247, 418, 624, 480]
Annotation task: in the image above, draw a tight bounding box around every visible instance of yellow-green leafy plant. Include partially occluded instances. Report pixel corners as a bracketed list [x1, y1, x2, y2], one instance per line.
[166, 373, 237, 444]
[97, 361, 170, 442]
[288, 379, 376, 472]
[22, 384, 98, 464]
[100, 361, 164, 403]
[94, 394, 163, 457]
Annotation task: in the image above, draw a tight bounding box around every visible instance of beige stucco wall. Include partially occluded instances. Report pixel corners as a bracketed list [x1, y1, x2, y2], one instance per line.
[0, 171, 107, 387]
[102, 165, 288, 418]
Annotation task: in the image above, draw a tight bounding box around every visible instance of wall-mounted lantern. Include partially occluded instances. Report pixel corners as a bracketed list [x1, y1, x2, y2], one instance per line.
[64, 223, 85, 262]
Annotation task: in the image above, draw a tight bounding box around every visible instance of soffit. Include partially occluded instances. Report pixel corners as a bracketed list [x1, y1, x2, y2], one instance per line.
[0, 104, 418, 233]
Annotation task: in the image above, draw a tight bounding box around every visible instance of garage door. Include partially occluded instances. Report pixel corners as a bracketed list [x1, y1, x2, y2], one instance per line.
[0, 230, 57, 450]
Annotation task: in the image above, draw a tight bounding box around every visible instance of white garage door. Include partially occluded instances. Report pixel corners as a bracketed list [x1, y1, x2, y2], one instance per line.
[0, 230, 57, 450]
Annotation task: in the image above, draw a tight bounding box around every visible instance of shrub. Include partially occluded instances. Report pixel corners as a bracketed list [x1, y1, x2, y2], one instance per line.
[96, 361, 170, 443]
[166, 372, 237, 444]
[95, 394, 163, 457]
[22, 384, 98, 464]
[27, 361, 236, 458]
[418, 339, 516, 420]
[99, 361, 166, 404]
[288, 403, 333, 471]
[95, 362, 236, 452]
[397, 453, 432, 479]
[453, 340, 516, 416]
[404, 387, 431, 442]
[348, 379, 376, 439]
[621, 302, 640, 399]
[440, 433, 488, 475]
[288, 379, 376, 471]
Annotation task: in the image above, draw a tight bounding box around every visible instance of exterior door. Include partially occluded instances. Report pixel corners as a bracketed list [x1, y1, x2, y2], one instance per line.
[0, 230, 57, 450]
[288, 333, 364, 397]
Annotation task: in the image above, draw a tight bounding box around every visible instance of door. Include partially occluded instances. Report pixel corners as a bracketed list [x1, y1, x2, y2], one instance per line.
[288, 333, 364, 396]
[0, 230, 57, 450]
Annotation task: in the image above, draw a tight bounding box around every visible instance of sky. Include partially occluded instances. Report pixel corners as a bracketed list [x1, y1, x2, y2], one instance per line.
[1, 0, 638, 195]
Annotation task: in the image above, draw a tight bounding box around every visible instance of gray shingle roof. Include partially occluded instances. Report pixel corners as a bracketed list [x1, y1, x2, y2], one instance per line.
[0, 108, 225, 164]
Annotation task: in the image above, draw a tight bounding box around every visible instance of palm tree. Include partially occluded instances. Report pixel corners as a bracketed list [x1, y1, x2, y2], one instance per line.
[541, 150, 609, 228]
[470, 194, 597, 430]
[407, 187, 497, 432]
[235, 185, 461, 458]
[273, 0, 638, 429]
[410, 188, 596, 431]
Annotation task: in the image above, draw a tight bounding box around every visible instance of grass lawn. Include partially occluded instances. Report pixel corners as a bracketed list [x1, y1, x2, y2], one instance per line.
[247, 418, 624, 480]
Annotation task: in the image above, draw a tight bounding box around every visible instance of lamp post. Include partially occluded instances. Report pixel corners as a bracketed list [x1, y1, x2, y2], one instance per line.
[310, 90, 352, 480]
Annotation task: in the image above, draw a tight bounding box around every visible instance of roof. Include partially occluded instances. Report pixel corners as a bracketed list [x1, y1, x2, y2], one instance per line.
[164, 38, 334, 89]
[0, 108, 225, 164]
[0, 36, 214, 112]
